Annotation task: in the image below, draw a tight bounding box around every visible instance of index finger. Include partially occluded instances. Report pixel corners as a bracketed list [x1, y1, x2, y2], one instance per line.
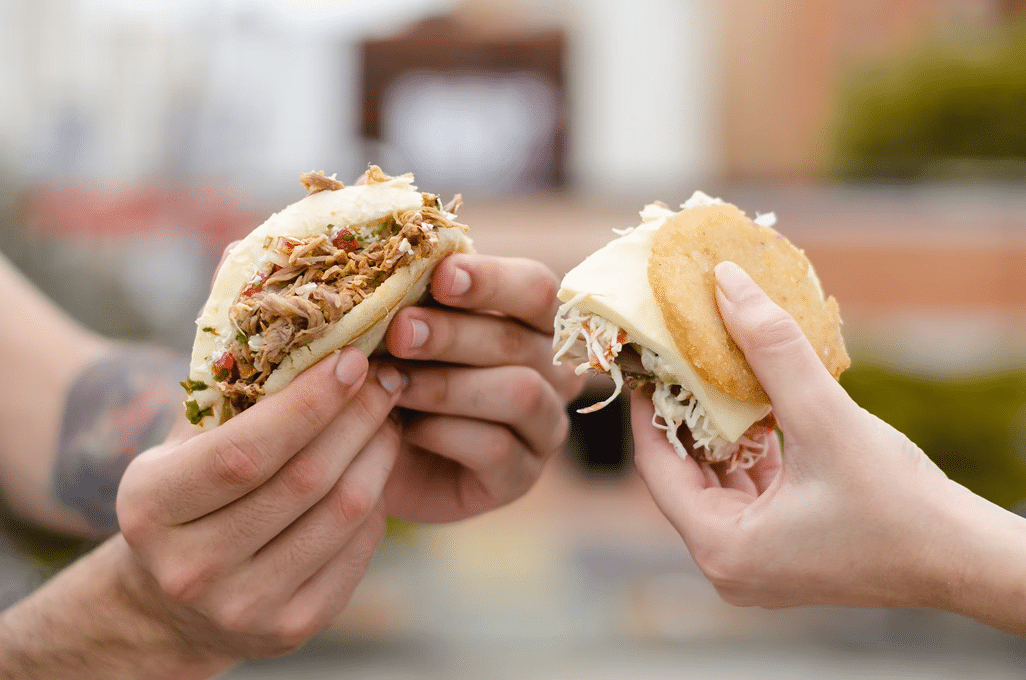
[430, 254, 561, 334]
[149, 348, 369, 524]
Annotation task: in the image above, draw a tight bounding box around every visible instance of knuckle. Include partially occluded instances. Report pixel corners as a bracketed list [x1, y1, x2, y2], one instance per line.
[529, 266, 560, 311]
[374, 421, 404, 466]
[156, 559, 219, 605]
[271, 615, 323, 653]
[497, 324, 529, 362]
[418, 368, 452, 409]
[428, 313, 457, 355]
[355, 380, 395, 423]
[292, 387, 333, 433]
[115, 495, 149, 544]
[549, 410, 571, 453]
[328, 480, 376, 527]
[363, 509, 389, 544]
[279, 456, 328, 501]
[116, 462, 164, 542]
[692, 542, 746, 593]
[211, 437, 266, 489]
[713, 583, 751, 607]
[382, 416, 403, 448]
[555, 366, 588, 403]
[508, 368, 546, 420]
[511, 257, 557, 300]
[213, 596, 263, 638]
[480, 426, 516, 468]
[747, 305, 806, 355]
[335, 390, 387, 444]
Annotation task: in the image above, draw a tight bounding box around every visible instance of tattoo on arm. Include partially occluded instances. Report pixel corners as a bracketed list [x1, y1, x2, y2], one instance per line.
[51, 348, 188, 534]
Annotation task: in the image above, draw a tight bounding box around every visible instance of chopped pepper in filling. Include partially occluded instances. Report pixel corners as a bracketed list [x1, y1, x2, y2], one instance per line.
[553, 294, 771, 471]
[213, 194, 465, 418]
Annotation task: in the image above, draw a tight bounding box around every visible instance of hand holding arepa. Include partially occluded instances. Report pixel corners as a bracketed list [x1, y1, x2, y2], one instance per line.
[555, 194, 989, 615]
[181, 167, 581, 527]
[111, 170, 583, 663]
[114, 349, 404, 662]
[384, 253, 585, 523]
[632, 261, 955, 610]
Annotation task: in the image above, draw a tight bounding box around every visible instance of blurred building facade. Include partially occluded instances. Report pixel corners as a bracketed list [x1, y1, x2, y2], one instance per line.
[721, 0, 1026, 180]
[0, 0, 725, 199]
[2, 3, 1026, 675]
[2, 0, 1025, 342]
[3, 0, 1025, 194]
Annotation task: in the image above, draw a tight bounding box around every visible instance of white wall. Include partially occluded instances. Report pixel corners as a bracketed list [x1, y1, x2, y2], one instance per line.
[0, 0, 725, 199]
[565, 0, 724, 196]
[0, 0, 455, 201]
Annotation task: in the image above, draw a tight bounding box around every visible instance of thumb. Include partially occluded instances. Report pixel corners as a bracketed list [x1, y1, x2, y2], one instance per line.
[713, 261, 848, 434]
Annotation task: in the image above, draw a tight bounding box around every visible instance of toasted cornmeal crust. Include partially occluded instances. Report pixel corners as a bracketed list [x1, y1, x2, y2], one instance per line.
[648, 203, 849, 404]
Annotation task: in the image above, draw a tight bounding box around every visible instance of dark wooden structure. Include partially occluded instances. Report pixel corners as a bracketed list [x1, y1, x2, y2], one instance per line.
[360, 16, 568, 188]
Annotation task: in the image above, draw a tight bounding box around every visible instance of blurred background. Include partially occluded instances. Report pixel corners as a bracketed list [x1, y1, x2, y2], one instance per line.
[3, 0, 1026, 677]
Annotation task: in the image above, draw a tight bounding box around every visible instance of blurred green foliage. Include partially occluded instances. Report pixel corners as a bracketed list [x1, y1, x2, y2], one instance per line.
[832, 24, 1026, 180]
[840, 362, 1026, 510]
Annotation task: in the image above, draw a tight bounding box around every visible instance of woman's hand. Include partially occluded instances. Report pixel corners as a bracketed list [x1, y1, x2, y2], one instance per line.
[632, 261, 956, 610]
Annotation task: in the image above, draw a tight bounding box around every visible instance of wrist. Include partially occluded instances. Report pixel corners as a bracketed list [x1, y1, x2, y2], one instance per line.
[842, 475, 963, 610]
[888, 478, 975, 610]
[107, 536, 239, 678]
[0, 536, 236, 679]
[908, 479, 1026, 631]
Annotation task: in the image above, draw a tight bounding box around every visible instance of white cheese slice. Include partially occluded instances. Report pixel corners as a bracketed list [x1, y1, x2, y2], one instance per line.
[558, 200, 770, 443]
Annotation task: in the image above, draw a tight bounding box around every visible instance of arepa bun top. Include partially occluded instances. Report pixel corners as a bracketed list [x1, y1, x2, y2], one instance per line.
[647, 203, 849, 404]
[184, 169, 473, 429]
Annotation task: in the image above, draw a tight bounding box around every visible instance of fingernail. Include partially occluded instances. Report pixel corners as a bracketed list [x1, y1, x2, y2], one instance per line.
[334, 349, 367, 386]
[408, 318, 429, 349]
[714, 261, 753, 302]
[449, 267, 471, 297]
[377, 364, 408, 395]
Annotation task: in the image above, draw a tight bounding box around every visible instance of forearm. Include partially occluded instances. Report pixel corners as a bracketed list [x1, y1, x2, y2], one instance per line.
[0, 536, 234, 680]
[0, 248, 194, 536]
[0, 253, 103, 533]
[1, 345, 189, 538]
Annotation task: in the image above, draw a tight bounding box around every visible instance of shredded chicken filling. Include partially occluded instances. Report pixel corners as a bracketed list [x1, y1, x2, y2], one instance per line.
[553, 296, 769, 471]
[214, 199, 464, 415]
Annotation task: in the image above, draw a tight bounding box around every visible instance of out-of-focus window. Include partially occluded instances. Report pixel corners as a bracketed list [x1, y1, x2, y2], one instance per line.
[360, 17, 566, 195]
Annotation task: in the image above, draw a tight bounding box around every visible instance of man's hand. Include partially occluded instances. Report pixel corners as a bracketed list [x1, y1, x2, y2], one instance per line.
[384, 253, 585, 523]
[115, 348, 404, 661]
[632, 261, 955, 610]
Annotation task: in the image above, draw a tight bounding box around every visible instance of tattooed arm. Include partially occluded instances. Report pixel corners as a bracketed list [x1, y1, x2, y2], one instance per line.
[0, 253, 186, 537]
[0, 253, 410, 677]
[48, 349, 187, 535]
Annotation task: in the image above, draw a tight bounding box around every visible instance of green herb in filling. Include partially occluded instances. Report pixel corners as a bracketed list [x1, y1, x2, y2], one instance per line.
[180, 379, 209, 394]
[185, 400, 213, 425]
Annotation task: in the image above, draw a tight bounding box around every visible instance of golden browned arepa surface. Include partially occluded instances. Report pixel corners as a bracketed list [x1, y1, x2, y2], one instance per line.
[647, 203, 849, 404]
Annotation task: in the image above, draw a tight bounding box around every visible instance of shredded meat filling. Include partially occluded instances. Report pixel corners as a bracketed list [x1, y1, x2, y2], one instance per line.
[216, 204, 464, 413]
[299, 171, 344, 194]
